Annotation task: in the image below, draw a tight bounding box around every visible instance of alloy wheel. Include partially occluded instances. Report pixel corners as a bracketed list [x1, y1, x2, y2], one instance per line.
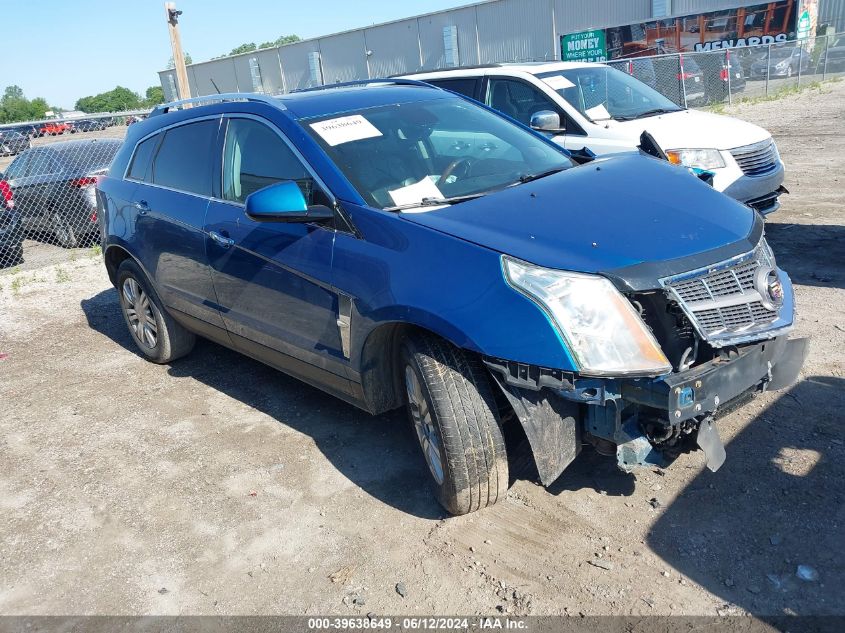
[122, 277, 158, 349]
[405, 364, 445, 485]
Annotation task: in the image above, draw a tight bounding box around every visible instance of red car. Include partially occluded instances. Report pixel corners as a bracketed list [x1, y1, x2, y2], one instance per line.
[38, 121, 70, 136]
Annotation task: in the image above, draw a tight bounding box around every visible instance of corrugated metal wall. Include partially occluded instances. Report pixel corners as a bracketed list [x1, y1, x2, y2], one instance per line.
[161, 0, 836, 98]
[819, 0, 845, 31]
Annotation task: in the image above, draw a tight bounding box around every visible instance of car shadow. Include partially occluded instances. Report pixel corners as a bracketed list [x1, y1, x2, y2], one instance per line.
[647, 376, 845, 616]
[80, 288, 447, 520]
[766, 222, 845, 290]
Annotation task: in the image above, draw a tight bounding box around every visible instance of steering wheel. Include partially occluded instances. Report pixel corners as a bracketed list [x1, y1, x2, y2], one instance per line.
[440, 157, 473, 183]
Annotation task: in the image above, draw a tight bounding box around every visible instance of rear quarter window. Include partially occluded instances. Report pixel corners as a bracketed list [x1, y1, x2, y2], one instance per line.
[127, 135, 160, 182]
[426, 78, 479, 99]
[151, 120, 218, 196]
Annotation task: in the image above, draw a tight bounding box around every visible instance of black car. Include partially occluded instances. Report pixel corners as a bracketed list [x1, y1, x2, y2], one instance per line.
[0, 130, 31, 156]
[0, 173, 24, 266]
[8, 124, 39, 139]
[70, 119, 109, 133]
[1, 139, 122, 247]
[696, 53, 746, 102]
[817, 35, 845, 73]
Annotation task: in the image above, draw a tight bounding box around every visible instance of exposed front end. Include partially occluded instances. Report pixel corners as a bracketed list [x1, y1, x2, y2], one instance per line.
[487, 236, 807, 484]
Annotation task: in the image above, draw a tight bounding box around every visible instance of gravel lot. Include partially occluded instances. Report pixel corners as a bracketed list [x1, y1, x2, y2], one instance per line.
[0, 82, 843, 617]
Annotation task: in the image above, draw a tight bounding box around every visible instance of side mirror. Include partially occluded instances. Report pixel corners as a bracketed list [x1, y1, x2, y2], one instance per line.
[530, 110, 563, 133]
[244, 180, 333, 223]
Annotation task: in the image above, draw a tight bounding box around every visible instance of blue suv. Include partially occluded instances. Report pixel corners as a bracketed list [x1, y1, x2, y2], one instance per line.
[97, 80, 807, 515]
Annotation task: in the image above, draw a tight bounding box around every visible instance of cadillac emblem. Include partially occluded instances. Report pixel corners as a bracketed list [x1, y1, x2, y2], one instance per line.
[756, 267, 784, 309]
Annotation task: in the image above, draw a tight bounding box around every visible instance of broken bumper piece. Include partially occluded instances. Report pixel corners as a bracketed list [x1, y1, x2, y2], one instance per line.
[485, 335, 808, 483]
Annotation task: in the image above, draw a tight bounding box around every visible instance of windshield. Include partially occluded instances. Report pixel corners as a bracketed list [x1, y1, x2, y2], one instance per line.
[538, 66, 682, 122]
[303, 97, 573, 210]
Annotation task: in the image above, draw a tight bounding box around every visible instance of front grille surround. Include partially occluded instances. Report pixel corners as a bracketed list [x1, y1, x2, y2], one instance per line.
[659, 239, 794, 347]
[730, 139, 780, 177]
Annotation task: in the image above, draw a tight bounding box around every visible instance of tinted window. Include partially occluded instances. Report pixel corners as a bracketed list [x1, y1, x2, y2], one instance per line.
[152, 120, 217, 195]
[57, 141, 121, 174]
[222, 117, 327, 205]
[427, 78, 479, 99]
[25, 150, 62, 177]
[128, 135, 160, 182]
[486, 78, 558, 126]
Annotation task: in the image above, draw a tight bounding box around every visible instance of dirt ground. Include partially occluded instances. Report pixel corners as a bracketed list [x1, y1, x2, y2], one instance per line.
[0, 82, 843, 618]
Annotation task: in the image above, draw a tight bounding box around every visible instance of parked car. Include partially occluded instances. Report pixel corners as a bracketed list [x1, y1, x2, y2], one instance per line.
[0, 130, 31, 156]
[70, 118, 109, 133]
[750, 45, 812, 79]
[9, 124, 39, 139]
[408, 62, 785, 214]
[0, 173, 24, 266]
[606, 56, 705, 104]
[696, 53, 747, 102]
[97, 84, 806, 515]
[816, 35, 845, 73]
[2, 139, 122, 247]
[37, 121, 71, 136]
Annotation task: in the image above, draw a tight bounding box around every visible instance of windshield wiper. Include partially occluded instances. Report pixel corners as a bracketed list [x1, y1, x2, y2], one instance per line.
[384, 192, 487, 212]
[614, 108, 681, 121]
[515, 166, 567, 185]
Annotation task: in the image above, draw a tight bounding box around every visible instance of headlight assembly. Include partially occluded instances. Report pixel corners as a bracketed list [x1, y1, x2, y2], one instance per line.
[502, 256, 672, 377]
[665, 148, 726, 170]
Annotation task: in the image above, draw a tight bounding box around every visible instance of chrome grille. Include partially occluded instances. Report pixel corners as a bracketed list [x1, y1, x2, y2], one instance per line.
[660, 239, 791, 346]
[730, 139, 779, 177]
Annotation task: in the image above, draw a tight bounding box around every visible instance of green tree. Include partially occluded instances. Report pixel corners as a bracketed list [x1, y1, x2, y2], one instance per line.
[0, 85, 50, 123]
[229, 42, 257, 55]
[166, 52, 193, 69]
[75, 86, 142, 113]
[259, 34, 301, 48]
[143, 86, 165, 107]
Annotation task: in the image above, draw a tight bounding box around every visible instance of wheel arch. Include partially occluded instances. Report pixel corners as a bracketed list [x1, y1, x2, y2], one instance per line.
[103, 243, 134, 287]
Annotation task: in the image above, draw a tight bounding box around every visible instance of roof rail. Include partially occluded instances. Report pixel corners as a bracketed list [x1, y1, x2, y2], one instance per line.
[150, 92, 284, 116]
[293, 78, 441, 93]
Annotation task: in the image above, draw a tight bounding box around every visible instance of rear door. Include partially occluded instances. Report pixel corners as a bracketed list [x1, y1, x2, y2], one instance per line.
[8, 149, 63, 230]
[204, 114, 352, 392]
[131, 117, 226, 330]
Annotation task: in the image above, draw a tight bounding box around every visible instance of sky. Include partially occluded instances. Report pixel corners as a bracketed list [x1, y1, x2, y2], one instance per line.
[1, 0, 473, 109]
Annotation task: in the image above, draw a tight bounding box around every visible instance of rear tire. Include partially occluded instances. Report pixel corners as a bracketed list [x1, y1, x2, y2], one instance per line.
[400, 332, 508, 515]
[116, 259, 195, 364]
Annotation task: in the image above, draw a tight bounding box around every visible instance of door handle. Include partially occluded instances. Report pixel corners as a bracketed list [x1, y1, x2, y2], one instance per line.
[209, 230, 234, 248]
[133, 200, 149, 214]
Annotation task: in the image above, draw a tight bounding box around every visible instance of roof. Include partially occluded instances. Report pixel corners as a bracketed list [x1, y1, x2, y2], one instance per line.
[407, 61, 605, 79]
[278, 83, 451, 119]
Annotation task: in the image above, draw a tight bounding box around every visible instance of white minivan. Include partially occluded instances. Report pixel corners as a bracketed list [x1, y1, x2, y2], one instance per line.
[406, 62, 786, 214]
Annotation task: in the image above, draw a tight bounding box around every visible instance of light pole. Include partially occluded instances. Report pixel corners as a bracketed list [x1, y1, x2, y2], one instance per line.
[165, 2, 191, 100]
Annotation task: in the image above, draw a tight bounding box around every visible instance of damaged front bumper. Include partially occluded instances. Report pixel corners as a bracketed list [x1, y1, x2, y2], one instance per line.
[485, 335, 809, 485]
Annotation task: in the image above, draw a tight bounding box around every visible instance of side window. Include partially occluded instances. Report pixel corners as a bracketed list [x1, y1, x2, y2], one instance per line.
[486, 78, 559, 126]
[427, 78, 479, 99]
[222, 117, 329, 206]
[152, 120, 217, 196]
[127, 134, 160, 182]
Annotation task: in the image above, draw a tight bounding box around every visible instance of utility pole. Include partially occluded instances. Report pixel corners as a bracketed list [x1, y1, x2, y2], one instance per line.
[165, 2, 190, 100]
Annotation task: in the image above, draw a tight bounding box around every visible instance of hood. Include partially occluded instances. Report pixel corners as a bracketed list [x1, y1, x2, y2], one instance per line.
[401, 154, 757, 277]
[607, 108, 770, 152]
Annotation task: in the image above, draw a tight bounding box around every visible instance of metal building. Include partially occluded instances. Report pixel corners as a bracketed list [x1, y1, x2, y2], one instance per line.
[158, 0, 838, 98]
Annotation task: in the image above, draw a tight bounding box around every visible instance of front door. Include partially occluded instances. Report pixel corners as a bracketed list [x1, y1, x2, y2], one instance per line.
[204, 115, 351, 391]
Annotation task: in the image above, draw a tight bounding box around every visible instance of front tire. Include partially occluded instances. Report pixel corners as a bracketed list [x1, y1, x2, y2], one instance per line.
[116, 259, 195, 363]
[400, 333, 508, 515]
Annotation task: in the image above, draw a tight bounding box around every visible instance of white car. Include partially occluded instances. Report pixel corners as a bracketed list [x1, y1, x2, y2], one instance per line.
[405, 62, 785, 214]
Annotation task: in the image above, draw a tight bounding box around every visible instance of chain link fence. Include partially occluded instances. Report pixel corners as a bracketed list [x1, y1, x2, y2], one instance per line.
[608, 32, 845, 109]
[0, 111, 151, 269]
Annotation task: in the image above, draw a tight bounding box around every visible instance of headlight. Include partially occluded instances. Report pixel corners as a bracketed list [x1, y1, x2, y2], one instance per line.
[665, 148, 726, 170]
[502, 256, 672, 377]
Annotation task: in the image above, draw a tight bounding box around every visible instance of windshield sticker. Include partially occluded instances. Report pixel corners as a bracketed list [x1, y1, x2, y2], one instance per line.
[309, 115, 383, 146]
[543, 75, 575, 90]
[388, 177, 443, 207]
[585, 103, 611, 121]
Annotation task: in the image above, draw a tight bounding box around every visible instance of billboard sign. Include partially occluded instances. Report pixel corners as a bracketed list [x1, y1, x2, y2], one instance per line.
[561, 1, 800, 61]
[561, 30, 607, 62]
